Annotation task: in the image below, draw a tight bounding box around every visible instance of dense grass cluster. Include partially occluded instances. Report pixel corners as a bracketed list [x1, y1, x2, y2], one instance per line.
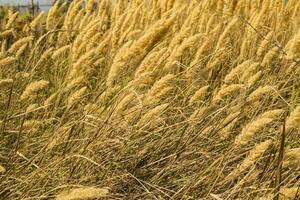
[1, 0, 300, 199]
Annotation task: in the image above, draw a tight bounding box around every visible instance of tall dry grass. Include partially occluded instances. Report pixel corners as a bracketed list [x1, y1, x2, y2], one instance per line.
[0, 0, 300, 199]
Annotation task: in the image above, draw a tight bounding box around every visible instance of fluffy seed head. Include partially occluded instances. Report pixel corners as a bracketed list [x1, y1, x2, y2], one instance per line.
[52, 45, 71, 59]
[228, 140, 272, 180]
[0, 30, 13, 38]
[247, 71, 262, 87]
[0, 56, 17, 67]
[30, 11, 45, 29]
[0, 79, 13, 88]
[257, 31, 273, 57]
[8, 36, 34, 53]
[46, 0, 60, 30]
[44, 92, 58, 106]
[0, 165, 5, 173]
[213, 84, 244, 102]
[144, 74, 175, 105]
[67, 86, 87, 108]
[224, 60, 252, 84]
[20, 80, 49, 101]
[15, 44, 28, 59]
[241, 62, 260, 82]
[279, 187, 300, 199]
[234, 109, 281, 146]
[261, 47, 279, 67]
[215, 17, 239, 50]
[246, 86, 276, 102]
[56, 187, 109, 200]
[287, 30, 300, 59]
[137, 103, 169, 128]
[283, 147, 300, 167]
[189, 85, 209, 105]
[286, 106, 300, 131]
[6, 12, 19, 29]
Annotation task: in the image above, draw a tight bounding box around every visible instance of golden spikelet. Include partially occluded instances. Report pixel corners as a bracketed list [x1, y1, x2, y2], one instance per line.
[247, 71, 262, 87]
[86, 0, 96, 14]
[261, 47, 279, 67]
[134, 47, 167, 78]
[286, 30, 300, 59]
[22, 24, 30, 33]
[97, 86, 121, 105]
[169, 26, 190, 49]
[78, 12, 91, 31]
[239, 37, 250, 60]
[190, 38, 212, 66]
[257, 31, 273, 57]
[52, 45, 71, 60]
[67, 86, 87, 108]
[5, 11, 19, 29]
[64, 76, 85, 93]
[189, 85, 209, 105]
[224, 60, 252, 84]
[69, 49, 96, 79]
[126, 29, 142, 41]
[15, 44, 28, 59]
[73, 9, 86, 29]
[144, 74, 175, 105]
[220, 111, 240, 130]
[56, 187, 109, 200]
[1, 39, 7, 52]
[0, 56, 17, 67]
[234, 109, 282, 146]
[228, 140, 272, 180]
[235, 118, 274, 146]
[215, 17, 239, 50]
[164, 33, 202, 72]
[46, 0, 60, 30]
[213, 84, 244, 102]
[107, 14, 175, 87]
[15, 72, 31, 79]
[286, 106, 300, 131]
[283, 147, 300, 167]
[137, 103, 169, 128]
[30, 11, 45, 30]
[0, 30, 13, 38]
[93, 57, 105, 67]
[220, 117, 239, 139]
[207, 57, 222, 70]
[65, 0, 85, 29]
[44, 92, 58, 106]
[0, 165, 5, 173]
[115, 92, 137, 114]
[127, 72, 155, 90]
[240, 62, 260, 82]
[259, 109, 284, 119]
[279, 187, 300, 199]
[8, 36, 34, 53]
[20, 80, 49, 101]
[246, 86, 276, 102]
[23, 120, 40, 132]
[205, 14, 217, 34]
[189, 106, 211, 122]
[39, 47, 55, 62]
[0, 78, 13, 88]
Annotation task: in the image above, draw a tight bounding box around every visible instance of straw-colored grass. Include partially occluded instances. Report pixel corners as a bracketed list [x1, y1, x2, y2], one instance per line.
[0, 1, 300, 199]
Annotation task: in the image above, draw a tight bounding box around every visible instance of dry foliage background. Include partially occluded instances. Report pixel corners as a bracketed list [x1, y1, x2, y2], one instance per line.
[0, 0, 300, 199]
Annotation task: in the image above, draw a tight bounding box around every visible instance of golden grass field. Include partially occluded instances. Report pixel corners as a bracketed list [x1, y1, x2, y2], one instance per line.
[0, 0, 300, 199]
